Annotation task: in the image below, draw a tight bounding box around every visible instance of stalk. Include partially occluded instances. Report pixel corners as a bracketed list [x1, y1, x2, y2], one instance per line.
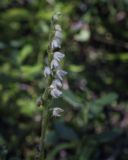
[37, 12, 66, 160]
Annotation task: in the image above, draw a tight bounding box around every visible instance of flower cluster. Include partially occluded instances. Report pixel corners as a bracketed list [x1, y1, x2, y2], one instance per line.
[43, 13, 67, 117]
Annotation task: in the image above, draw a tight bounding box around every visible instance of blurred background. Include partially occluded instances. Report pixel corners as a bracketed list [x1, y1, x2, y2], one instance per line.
[0, 0, 128, 159]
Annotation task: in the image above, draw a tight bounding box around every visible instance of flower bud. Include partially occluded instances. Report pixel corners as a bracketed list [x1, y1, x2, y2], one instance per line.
[36, 97, 43, 107]
[52, 12, 62, 22]
[55, 24, 62, 31]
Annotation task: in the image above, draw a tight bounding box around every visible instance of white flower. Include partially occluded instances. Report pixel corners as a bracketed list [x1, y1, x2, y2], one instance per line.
[51, 79, 62, 88]
[55, 30, 62, 39]
[51, 59, 59, 69]
[51, 39, 61, 50]
[52, 107, 64, 117]
[53, 52, 65, 62]
[55, 24, 62, 31]
[43, 66, 51, 77]
[56, 69, 67, 80]
[50, 87, 62, 98]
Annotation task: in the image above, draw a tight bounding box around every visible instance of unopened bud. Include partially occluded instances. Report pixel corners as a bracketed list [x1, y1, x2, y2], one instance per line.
[36, 97, 43, 107]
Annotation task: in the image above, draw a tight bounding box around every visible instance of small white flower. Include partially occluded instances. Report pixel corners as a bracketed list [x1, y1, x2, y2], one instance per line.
[43, 66, 51, 77]
[55, 24, 62, 31]
[53, 52, 65, 62]
[50, 87, 62, 98]
[51, 59, 59, 69]
[51, 39, 61, 50]
[55, 30, 62, 39]
[52, 107, 64, 117]
[51, 79, 62, 88]
[56, 69, 67, 80]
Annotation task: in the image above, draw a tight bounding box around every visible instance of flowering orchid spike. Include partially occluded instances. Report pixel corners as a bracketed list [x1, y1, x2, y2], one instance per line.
[51, 39, 61, 51]
[51, 59, 59, 69]
[53, 52, 65, 62]
[50, 87, 62, 98]
[52, 107, 64, 117]
[51, 79, 62, 88]
[43, 66, 51, 77]
[56, 69, 67, 80]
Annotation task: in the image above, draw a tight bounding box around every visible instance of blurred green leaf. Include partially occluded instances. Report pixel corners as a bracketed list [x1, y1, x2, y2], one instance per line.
[54, 122, 78, 141]
[97, 129, 123, 143]
[17, 45, 33, 64]
[89, 92, 118, 115]
[45, 131, 59, 146]
[63, 90, 82, 108]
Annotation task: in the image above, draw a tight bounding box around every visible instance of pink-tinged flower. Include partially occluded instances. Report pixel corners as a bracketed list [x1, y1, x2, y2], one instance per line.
[52, 107, 64, 117]
[53, 52, 65, 62]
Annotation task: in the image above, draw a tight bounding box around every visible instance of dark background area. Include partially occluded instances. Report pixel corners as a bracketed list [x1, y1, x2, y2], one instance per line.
[0, 0, 128, 159]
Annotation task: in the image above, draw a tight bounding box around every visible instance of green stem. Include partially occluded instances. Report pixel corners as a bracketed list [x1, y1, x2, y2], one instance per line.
[40, 105, 49, 160]
[39, 17, 54, 160]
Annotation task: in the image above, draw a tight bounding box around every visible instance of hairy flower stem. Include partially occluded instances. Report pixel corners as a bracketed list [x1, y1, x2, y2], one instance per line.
[40, 104, 50, 160]
[39, 79, 52, 160]
[39, 22, 53, 160]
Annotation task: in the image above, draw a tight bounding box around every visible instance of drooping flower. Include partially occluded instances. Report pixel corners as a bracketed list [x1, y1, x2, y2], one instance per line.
[51, 39, 61, 51]
[52, 107, 64, 117]
[43, 66, 51, 77]
[53, 52, 65, 62]
[50, 87, 62, 98]
[51, 59, 59, 69]
[56, 69, 67, 80]
[51, 79, 62, 88]
[55, 30, 62, 40]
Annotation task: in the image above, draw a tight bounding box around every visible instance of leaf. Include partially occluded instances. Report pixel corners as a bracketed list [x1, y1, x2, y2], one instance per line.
[94, 92, 118, 106]
[17, 45, 33, 64]
[46, 143, 75, 160]
[54, 122, 78, 141]
[97, 129, 123, 143]
[21, 64, 42, 80]
[89, 92, 118, 116]
[45, 131, 59, 146]
[62, 90, 82, 108]
[69, 64, 84, 72]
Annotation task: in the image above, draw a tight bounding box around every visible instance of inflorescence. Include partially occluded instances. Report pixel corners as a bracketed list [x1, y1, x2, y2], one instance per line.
[43, 13, 67, 117]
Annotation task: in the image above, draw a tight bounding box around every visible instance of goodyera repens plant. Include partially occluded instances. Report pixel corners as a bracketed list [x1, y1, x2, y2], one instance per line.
[36, 12, 67, 160]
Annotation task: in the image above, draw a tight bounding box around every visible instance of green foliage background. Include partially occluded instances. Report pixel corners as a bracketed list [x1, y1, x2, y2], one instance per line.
[0, 0, 128, 159]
